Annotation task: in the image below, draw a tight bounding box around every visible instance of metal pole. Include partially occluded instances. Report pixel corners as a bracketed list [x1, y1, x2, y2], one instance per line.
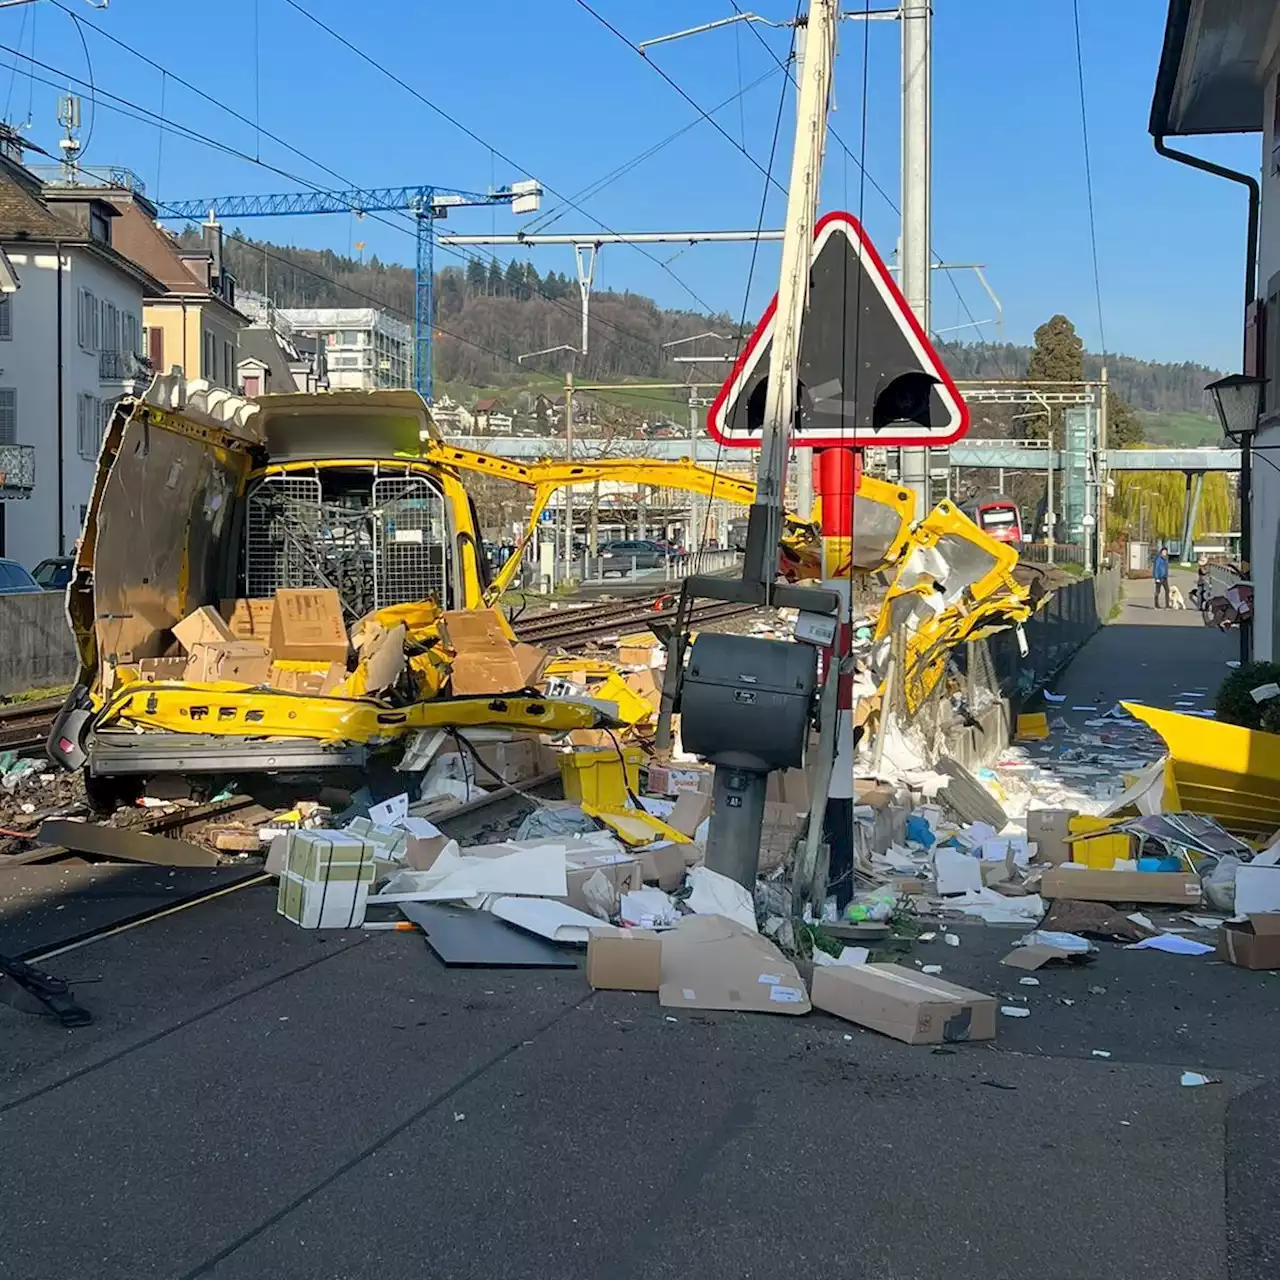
[563, 369, 574, 568]
[1046, 425, 1056, 566]
[689, 385, 701, 548]
[747, 0, 837, 587]
[898, 0, 932, 515]
[574, 244, 597, 357]
[414, 205, 435, 402]
[1099, 368, 1109, 559]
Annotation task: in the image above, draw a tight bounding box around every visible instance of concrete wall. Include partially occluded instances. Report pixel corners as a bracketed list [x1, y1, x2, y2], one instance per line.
[941, 566, 1122, 769]
[0, 589, 78, 696]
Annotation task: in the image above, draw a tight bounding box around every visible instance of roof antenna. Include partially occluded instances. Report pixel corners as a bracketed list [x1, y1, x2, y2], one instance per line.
[56, 94, 81, 184]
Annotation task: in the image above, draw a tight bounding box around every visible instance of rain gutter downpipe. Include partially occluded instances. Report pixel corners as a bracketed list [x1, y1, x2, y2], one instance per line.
[1153, 135, 1259, 662]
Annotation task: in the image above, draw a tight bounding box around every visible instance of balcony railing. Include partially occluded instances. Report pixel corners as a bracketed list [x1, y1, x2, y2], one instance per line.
[0, 444, 35, 497]
[99, 350, 153, 383]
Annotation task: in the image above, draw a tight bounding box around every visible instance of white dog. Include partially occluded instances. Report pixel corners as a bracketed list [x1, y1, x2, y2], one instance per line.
[1168, 584, 1187, 610]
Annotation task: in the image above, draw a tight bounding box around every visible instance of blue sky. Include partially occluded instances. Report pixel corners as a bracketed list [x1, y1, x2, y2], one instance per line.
[0, 0, 1261, 371]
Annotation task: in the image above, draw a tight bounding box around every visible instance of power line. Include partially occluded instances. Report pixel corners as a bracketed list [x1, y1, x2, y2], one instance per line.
[1071, 0, 1107, 356]
[279, 0, 724, 316]
[1, 43, 701, 371]
[43, 5, 694, 363]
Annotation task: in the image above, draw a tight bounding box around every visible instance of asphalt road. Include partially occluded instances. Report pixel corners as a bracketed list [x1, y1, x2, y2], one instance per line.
[2, 571, 1276, 1280]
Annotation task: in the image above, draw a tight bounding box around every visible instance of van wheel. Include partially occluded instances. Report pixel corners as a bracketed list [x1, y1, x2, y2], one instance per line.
[83, 771, 142, 816]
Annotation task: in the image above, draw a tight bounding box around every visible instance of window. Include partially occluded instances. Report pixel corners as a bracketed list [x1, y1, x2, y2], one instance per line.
[0, 295, 10, 340]
[100, 299, 120, 353]
[77, 393, 102, 459]
[90, 204, 111, 244]
[147, 325, 164, 371]
[339, 330, 359, 345]
[77, 288, 98, 351]
[242, 374, 260, 398]
[0, 388, 15, 445]
[203, 330, 217, 379]
[122, 311, 139, 356]
[224, 341, 234, 389]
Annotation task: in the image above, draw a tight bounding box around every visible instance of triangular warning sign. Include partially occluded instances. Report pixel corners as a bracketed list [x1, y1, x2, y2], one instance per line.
[707, 210, 969, 449]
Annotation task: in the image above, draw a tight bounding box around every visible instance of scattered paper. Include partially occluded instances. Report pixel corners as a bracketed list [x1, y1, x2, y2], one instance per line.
[813, 945, 869, 968]
[488, 897, 610, 945]
[1183, 914, 1225, 929]
[1001, 1006, 1031, 1018]
[1251, 682, 1280, 703]
[944, 933, 960, 947]
[684, 866, 757, 931]
[1044, 692, 1066, 703]
[935, 846, 983, 896]
[1018, 976, 1040, 986]
[921, 964, 943, 975]
[1126, 934, 1215, 956]
[1092, 1049, 1112, 1059]
[1127, 912, 1157, 932]
[369, 792, 410, 828]
[620, 887, 679, 929]
[1071, 706, 1098, 712]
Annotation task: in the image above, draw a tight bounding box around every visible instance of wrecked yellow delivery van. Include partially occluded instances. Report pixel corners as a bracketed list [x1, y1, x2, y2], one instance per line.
[47, 378, 608, 800]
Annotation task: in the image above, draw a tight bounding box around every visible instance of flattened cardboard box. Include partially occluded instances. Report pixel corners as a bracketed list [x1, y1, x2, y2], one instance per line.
[587, 927, 662, 991]
[1040, 866, 1201, 905]
[812, 963, 996, 1045]
[659, 914, 810, 1015]
[1217, 914, 1280, 970]
[561, 850, 644, 915]
[440, 609, 548, 695]
[637, 841, 688, 891]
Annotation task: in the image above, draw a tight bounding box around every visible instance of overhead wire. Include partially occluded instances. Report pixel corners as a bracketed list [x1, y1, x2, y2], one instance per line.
[279, 0, 726, 317]
[726, 0, 1009, 379]
[1071, 0, 1108, 356]
[2, 0, 30, 123]
[0, 41, 711, 376]
[694, 4, 801, 556]
[41, 6, 695, 365]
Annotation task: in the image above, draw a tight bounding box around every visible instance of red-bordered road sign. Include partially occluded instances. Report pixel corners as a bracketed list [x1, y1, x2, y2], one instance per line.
[706, 210, 970, 449]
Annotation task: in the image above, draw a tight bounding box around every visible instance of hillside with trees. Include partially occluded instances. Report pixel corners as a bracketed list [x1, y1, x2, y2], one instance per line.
[205, 231, 1224, 433]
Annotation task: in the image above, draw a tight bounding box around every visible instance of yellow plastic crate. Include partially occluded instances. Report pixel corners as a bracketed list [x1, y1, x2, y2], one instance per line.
[1068, 815, 1133, 869]
[558, 746, 644, 809]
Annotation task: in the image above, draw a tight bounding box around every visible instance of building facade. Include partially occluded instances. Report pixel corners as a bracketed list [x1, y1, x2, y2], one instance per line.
[1151, 0, 1280, 657]
[0, 152, 164, 565]
[277, 307, 412, 390]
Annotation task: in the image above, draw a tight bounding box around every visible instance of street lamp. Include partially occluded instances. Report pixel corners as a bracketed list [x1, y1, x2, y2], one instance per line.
[1205, 373, 1264, 665]
[1206, 373, 1266, 443]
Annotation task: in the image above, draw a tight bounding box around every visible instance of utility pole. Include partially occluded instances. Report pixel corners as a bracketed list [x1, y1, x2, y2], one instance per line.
[898, 0, 932, 515]
[564, 369, 575, 568]
[747, 0, 838, 587]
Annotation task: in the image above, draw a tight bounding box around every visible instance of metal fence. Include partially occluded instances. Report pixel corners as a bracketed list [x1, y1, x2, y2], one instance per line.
[1020, 541, 1086, 565]
[523, 548, 744, 593]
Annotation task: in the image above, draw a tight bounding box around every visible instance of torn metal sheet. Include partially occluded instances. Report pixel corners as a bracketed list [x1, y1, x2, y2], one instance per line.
[38, 818, 220, 868]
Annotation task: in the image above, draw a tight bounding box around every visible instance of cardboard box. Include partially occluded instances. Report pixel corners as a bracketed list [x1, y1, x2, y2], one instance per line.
[624, 666, 662, 717]
[811, 963, 997, 1045]
[270, 588, 349, 664]
[137, 656, 189, 682]
[269, 662, 346, 695]
[587, 927, 662, 990]
[221, 597, 276, 642]
[646, 763, 713, 797]
[1027, 808, 1075, 866]
[658, 914, 810, 1014]
[617, 636, 661, 668]
[759, 800, 807, 871]
[184, 641, 273, 685]
[637, 841, 688, 891]
[1039, 866, 1202, 905]
[172, 605, 235, 652]
[440, 609, 548, 695]
[668, 790, 712, 840]
[276, 830, 375, 929]
[767, 767, 812, 809]
[562, 850, 644, 915]
[1217, 914, 1280, 969]
[471, 737, 539, 785]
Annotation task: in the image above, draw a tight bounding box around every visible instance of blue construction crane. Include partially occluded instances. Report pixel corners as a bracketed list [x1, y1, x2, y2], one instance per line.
[158, 181, 541, 402]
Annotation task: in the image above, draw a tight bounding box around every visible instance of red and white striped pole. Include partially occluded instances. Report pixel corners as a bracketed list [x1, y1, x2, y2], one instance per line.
[815, 446, 860, 908]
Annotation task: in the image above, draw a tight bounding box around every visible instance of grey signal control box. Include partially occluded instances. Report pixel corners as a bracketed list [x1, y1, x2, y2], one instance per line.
[678, 632, 817, 773]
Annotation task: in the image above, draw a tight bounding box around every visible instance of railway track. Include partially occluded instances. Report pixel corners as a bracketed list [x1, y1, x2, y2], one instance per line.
[513, 597, 757, 648]
[0, 697, 63, 752]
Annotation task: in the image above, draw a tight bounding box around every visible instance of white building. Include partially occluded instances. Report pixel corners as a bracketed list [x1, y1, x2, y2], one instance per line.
[277, 306, 412, 390]
[0, 148, 164, 566]
[1151, 1, 1280, 658]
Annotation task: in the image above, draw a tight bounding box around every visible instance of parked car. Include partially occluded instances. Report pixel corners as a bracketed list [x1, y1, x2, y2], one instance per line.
[0, 558, 40, 594]
[597, 540, 670, 574]
[32, 556, 74, 591]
